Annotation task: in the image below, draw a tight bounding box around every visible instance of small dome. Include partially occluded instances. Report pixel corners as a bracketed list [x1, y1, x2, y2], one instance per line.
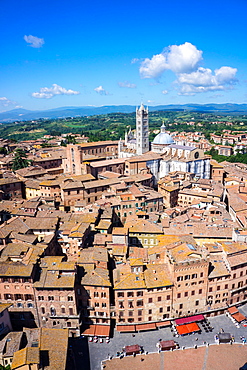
[152, 123, 174, 145]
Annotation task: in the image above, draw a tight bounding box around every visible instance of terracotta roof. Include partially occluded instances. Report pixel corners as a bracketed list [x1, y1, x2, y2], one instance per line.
[0, 303, 12, 314]
[128, 220, 163, 234]
[80, 265, 111, 287]
[40, 328, 68, 370]
[12, 347, 40, 369]
[208, 258, 230, 278]
[0, 261, 34, 277]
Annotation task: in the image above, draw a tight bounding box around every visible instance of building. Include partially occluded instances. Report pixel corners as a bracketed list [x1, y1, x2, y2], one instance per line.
[118, 104, 149, 158]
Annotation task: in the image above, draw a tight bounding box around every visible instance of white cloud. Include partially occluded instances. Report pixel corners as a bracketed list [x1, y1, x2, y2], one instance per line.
[32, 84, 80, 99]
[118, 81, 136, 88]
[24, 35, 44, 48]
[139, 42, 202, 79]
[94, 86, 109, 95]
[140, 53, 168, 79]
[162, 90, 168, 95]
[166, 43, 202, 73]
[177, 66, 237, 95]
[131, 58, 139, 64]
[138, 42, 237, 95]
[0, 97, 16, 107]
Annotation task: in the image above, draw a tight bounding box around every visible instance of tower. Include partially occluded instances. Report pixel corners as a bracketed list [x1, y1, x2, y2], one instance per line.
[136, 103, 149, 155]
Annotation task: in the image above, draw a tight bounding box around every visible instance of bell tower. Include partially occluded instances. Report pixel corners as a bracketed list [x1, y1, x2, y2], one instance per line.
[136, 103, 149, 155]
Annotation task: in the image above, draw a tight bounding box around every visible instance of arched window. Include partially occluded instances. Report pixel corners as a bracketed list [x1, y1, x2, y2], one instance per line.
[50, 307, 56, 316]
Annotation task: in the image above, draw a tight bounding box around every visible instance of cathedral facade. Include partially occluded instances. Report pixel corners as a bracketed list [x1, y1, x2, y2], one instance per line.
[118, 105, 210, 180]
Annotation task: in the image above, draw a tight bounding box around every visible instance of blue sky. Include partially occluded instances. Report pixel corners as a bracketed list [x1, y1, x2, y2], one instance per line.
[1, 0, 247, 112]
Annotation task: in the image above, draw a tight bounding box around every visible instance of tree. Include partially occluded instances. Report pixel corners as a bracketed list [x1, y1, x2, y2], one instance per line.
[66, 135, 77, 144]
[0, 365, 11, 370]
[0, 147, 7, 154]
[11, 148, 30, 171]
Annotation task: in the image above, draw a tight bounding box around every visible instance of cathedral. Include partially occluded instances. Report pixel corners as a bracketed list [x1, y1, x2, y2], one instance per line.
[118, 104, 210, 180]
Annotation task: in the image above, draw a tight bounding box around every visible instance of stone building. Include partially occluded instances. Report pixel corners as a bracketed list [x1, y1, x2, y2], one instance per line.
[34, 256, 79, 335]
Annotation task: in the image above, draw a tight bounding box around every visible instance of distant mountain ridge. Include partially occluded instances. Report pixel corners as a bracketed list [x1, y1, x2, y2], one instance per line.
[1, 103, 247, 122]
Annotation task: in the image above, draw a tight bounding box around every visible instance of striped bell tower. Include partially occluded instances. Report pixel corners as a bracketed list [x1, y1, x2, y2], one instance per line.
[136, 103, 149, 155]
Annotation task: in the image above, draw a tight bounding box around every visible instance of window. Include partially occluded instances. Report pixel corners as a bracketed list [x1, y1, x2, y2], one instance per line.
[200, 272, 203, 278]
[167, 306, 170, 312]
[128, 301, 134, 308]
[50, 307, 56, 316]
[137, 300, 143, 306]
[41, 307, 45, 314]
[191, 290, 195, 296]
[224, 284, 228, 289]
[159, 307, 163, 313]
[195, 300, 199, 306]
[184, 292, 188, 297]
[157, 296, 161, 302]
[192, 273, 197, 279]
[48, 296, 54, 301]
[185, 275, 190, 280]
[127, 292, 134, 297]
[138, 310, 142, 316]
[148, 298, 152, 303]
[167, 295, 171, 300]
[38, 296, 44, 300]
[69, 308, 73, 315]
[118, 292, 124, 297]
[137, 291, 143, 297]
[148, 309, 152, 314]
[102, 303, 107, 308]
[61, 307, 66, 313]
[179, 304, 183, 309]
[119, 301, 124, 309]
[209, 287, 213, 292]
[199, 289, 202, 294]
[177, 293, 181, 299]
[27, 303, 33, 308]
[217, 286, 220, 291]
[177, 276, 183, 282]
[128, 311, 133, 317]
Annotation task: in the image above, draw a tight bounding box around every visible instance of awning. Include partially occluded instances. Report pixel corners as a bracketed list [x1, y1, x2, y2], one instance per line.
[176, 325, 189, 335]
[176, 322, 200, 335]
[232, 312, 246, 322]
[82, 325, 96, 336]
[116, 325, 136, 332]
[124, 344, 141, 355]
[175, 314, 204, 326]
[186, 322, 200, 333]
[227, 306, 238, 315]
[94, 325, 110, 337]
[156, 321, 171, 328]
[160, 340, 176, 351]
[135, 323, 156, 331]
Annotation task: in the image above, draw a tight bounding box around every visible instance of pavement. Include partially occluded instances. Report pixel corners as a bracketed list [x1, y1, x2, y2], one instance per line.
[70, 304, 247, 370]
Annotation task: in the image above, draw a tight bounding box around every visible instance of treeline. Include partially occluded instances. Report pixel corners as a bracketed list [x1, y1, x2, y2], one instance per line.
[0, 111, 247, 142]
[206, 148, 247, 164]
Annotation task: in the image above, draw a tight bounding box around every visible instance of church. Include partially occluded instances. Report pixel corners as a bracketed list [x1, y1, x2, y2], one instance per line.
[118, 104, 211, 180]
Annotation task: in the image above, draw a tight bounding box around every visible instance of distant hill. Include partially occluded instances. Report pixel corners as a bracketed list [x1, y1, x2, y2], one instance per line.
[1, 103, 247, 122]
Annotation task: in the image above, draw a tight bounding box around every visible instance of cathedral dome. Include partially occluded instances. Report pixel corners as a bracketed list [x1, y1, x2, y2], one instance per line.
[153, 123, 174, 145]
